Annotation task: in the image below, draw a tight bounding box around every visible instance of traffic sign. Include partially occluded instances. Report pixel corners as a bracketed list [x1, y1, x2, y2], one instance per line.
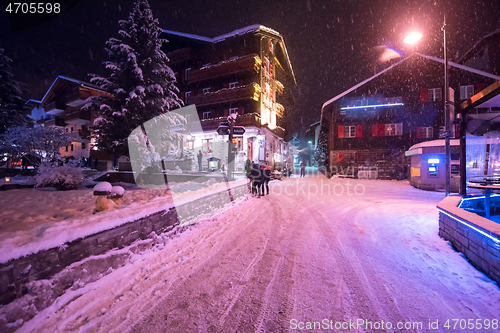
[217, 125, 230, 135]
[232, 126, 245, 135]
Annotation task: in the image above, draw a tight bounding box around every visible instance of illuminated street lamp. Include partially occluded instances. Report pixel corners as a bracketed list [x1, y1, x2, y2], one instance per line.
[403, 32, 422, 45]
[404, 14, 451, 195]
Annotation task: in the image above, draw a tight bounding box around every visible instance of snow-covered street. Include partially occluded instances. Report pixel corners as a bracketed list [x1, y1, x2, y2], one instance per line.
[12, 175, 500, 332]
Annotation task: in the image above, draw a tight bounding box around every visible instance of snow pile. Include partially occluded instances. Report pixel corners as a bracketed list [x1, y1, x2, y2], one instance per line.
[0, 177, 247, 263]
[35, 163, 84, 191]
[93, 181, 112, 193]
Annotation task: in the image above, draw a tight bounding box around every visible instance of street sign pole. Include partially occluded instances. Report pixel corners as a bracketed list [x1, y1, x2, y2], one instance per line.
[227, 117, 235, 181]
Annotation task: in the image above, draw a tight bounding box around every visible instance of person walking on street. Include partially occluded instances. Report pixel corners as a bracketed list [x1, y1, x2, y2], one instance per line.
[251, 162, 262, 197]
[197, 150, 203, 171]
[244, 159, 252, 194]
[262, 164, 271, 195]
[300, 160, 306, 177]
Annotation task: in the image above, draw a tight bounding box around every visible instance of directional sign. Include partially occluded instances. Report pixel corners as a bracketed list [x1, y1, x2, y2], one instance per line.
[232, 126, 246, 135]
[217, 125, 230, 135]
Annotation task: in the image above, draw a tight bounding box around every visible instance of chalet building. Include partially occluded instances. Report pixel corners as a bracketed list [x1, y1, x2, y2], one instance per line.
[320, 53, 500, 179]
[39, 76, 113, 168]
[159, 24, 296, 171]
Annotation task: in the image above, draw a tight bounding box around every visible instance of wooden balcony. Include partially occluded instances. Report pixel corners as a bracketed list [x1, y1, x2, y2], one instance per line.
[276, 80, 284, 94]
[199, 113, 263, 132]
[66, 89, 92, 107]
[188, 54, 261, 82]
[166, 47, 193, 64]
[45, 116, 66, 127]
[45, 100, 65, 115]
[189, 83, 260, 107]
[65, 109, 91, 124]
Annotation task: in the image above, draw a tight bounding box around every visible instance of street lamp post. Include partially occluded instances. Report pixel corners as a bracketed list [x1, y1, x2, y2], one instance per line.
[404, 12, 451, 195]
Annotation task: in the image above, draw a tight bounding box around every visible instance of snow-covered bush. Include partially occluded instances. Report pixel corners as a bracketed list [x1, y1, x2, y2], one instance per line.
[35, 162, 84, 190]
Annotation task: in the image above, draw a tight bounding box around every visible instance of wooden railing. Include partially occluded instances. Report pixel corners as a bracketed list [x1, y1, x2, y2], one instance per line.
[189, 84, 259, 107]
[188, 54, 261, 82]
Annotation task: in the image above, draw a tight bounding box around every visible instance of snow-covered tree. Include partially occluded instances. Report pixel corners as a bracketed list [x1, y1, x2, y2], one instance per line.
[314, 125, 329, 167]
[86, 0, 184, 157]
[1, 126, 76, 166]
[0, 44, 26, 134]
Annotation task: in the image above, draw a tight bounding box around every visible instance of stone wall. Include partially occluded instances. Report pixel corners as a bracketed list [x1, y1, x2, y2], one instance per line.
[0, 183, 247, 306]
[438, 201, 500, 285]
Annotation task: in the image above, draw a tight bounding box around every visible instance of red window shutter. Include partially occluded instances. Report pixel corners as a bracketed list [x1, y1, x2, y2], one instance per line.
[238, 106, 244, 115]
[420, 88, 428, 103]
[378, 124, 385, 137]
[239, 80, 244, 86]
[356, 125, 362, 137]
[180, 92, 185, 101]
[416, 127, 423, 139]
[371, 124, 378, 137]
[338, 126, 344, 138]
[224, 108, 229, 117]
[338, 152, 344, 162]
[454, 124, 460, 139]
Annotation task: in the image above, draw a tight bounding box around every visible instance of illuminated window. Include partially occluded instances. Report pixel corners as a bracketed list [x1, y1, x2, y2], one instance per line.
[185, 68, 191, 80]
[229, 82, 238, 89]
[203, 111, 211, 119]
[229, 108, 238, 115]
[203, 87, 211, 94]
[185, 91, 191, 103]
[385, 123, 403, 136]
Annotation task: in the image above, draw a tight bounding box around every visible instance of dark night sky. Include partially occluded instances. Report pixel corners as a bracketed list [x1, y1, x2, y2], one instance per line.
[1, 0, 500, 136]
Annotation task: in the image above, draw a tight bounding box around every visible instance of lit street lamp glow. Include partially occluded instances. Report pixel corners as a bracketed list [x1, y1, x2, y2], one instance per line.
[403, 32, 423, 44]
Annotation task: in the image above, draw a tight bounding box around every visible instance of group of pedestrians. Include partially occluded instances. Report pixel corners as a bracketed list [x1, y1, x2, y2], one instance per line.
[245, 160, 271, 197]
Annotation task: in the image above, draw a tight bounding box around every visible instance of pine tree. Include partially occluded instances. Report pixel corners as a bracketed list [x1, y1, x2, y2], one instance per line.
[0, 44, 25, 134]
[314, 124, 329, 167]
[87, 0, 183, 156]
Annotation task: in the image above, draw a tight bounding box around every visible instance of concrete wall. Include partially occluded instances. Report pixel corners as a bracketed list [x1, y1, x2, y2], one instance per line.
[0, 183, 247, 306]
[438, 198, 500, 285]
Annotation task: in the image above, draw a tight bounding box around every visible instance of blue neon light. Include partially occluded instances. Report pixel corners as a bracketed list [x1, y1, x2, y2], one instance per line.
[340, 103, 404, 110]
[437, 208, 500, 244]
[459, 194, 500, 206]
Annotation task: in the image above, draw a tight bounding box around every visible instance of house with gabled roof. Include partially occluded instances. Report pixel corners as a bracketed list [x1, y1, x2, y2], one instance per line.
[159, 25, 296, 171]
[40, 76, 112, 167]
[319, 53, 500, 179]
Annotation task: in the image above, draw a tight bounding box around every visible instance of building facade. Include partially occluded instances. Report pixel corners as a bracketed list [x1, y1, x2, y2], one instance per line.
[160, 25, 296, 172]
[320, 53, 499, 179]
[39, 76, 112, 165]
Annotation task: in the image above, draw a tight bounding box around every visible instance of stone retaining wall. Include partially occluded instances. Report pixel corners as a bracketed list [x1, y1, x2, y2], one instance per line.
[438, 196, 500, 285]
[0, 183, 247, 306]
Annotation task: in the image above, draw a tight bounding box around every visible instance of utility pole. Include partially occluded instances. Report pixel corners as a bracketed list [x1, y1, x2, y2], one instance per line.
[227, 114, 236, 181]
[443, 13, 451, 195]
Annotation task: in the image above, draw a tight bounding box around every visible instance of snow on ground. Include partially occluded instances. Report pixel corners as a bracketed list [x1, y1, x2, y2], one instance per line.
[0, 177, 245, 263]
[7, 174, 500, 332]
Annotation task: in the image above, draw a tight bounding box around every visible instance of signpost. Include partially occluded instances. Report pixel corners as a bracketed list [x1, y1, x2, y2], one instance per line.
[216, 115, 246, 180]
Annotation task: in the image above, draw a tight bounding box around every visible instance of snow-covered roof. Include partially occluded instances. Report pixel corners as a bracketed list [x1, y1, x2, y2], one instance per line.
[407, 139, 460, 152]
[457, 28, 500, 65]
[321, 53, 500, 113]
[162, 25, 296, 84]
[40, 76, 107, 105]
[416, 53, 500, 80]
